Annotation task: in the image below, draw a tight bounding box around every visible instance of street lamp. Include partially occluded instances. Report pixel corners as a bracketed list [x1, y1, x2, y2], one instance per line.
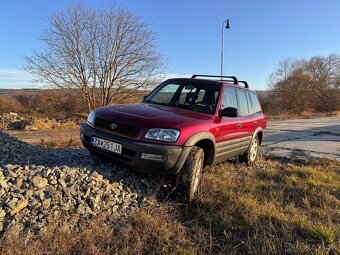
[221, 19, 230, 78]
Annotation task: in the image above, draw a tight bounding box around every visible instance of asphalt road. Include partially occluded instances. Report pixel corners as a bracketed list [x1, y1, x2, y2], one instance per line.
[262, 116, 340, 160]
[7, 116, 340, 161]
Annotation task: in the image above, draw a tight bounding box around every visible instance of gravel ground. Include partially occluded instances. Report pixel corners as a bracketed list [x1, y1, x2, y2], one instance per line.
[0, 131, 165, 233]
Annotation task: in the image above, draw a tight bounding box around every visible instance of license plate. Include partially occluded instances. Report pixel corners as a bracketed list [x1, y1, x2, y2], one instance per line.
[91, 137, 122, 154]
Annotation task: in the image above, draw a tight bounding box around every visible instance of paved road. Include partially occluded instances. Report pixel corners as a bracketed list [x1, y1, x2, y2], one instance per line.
[262, 116, 340, 160]
[7, 116, 340, 161]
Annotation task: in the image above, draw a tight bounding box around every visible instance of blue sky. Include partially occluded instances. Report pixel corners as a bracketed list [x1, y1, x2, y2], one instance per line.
[0, 0, 339, 90]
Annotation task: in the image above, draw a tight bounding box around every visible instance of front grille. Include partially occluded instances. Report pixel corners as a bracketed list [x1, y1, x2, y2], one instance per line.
[94, 117, 140, 137]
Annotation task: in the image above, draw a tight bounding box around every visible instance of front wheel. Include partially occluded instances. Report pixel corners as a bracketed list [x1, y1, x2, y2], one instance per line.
[240, 135, 259, 165]
[176, 146, 204, 202]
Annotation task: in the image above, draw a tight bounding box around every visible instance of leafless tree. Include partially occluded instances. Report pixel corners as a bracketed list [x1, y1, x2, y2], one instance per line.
[25, 5, 165, 112]
[268, 54, 340, 114]
[305, 54, 340, 111]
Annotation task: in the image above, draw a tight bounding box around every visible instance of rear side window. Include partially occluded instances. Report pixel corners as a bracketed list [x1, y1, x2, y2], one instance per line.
[246, 92, 255, 115]
[221, 87, 237, 110]
[236, 90, 249, 117]
[248, 92, 261, 114]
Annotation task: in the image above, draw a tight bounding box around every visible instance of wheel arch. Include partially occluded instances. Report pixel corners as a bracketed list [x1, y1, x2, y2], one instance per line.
[184, 132, 216, 166]
[252, 127, 264, 145]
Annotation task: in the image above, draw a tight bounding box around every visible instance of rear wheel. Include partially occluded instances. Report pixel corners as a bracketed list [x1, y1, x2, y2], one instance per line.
[176, 146, 204, 202]
[240, 135, 259, 165]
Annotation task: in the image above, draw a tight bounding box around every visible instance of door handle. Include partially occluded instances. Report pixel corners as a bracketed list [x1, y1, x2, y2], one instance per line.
[254, 121, 257, 125]
[237, 123, 242, 128]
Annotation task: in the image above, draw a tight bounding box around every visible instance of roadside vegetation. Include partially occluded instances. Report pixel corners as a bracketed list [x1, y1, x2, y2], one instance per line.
[39, 130, 83, 149]
[263, 54, 340, 116]
[1, 156, 339, 255]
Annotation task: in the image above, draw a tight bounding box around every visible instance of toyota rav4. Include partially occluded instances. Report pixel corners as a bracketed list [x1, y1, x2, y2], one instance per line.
[80, 74, 266, 201]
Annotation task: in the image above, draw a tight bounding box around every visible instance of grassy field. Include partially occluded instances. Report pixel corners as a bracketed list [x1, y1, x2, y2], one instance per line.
[1, 156, 339, 255]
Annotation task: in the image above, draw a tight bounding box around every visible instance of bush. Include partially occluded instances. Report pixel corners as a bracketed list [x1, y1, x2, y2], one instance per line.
[0, 96, 23, 113]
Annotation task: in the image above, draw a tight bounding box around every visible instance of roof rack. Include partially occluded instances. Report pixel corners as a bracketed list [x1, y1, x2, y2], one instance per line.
[191, 74, 238, 85]
[238, 80, 249, 89]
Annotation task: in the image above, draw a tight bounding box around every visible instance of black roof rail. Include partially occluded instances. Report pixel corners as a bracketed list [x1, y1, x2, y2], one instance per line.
[238, 80, 249, 89]
[191, 74, 238, 85]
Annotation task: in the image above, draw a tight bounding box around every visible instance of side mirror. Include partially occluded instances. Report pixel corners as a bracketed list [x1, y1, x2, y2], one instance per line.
[219, 107, 238, 118]
[142, 95, 148, 101]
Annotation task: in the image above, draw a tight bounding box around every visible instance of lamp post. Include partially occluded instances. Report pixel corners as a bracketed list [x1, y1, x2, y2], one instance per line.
[221, 19, 230, 78]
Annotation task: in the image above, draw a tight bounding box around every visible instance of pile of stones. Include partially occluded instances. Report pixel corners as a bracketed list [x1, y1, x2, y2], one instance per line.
[0, 131, 163, 233]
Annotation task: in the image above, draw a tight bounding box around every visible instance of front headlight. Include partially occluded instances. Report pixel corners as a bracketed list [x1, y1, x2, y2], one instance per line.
[145, 128, 180, 142]
[87, 111, 95, 126]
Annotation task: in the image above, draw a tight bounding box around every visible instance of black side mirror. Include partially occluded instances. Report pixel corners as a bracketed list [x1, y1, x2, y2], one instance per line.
[142, 95, 148, 101]
[219, 107, 238, 118]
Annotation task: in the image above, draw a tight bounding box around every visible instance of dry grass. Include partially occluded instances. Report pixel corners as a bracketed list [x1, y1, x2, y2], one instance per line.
[39, 129, 83, 149]
[0, 206, 197, 255]
[0, 157, 339, 255]
[267, 111, 340, 121]
[186, 157, 340, 254]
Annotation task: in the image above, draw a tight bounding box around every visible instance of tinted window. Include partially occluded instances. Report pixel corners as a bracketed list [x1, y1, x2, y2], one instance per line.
[236, 90, 249, 117]
[249, 92, 261, 114]
[221, 87, 237, 110]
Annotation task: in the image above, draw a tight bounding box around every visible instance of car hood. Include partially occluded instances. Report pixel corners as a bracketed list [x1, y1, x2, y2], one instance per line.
[94, 103, 214, 129]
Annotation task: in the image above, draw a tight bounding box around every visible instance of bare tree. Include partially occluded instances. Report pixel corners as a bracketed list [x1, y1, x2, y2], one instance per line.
[306, 54, 340, 111]
[268, 54, 340, 114]
[25, 5, 164, 112]
[273, 69, 312, 114]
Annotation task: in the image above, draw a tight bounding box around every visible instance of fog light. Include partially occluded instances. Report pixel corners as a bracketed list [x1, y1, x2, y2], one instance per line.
[141, 153, 167, 161]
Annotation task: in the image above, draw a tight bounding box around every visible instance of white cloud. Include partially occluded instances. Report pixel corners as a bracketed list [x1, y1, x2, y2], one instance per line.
[0, 69, 40, 88]
[156, 72, 193, 81]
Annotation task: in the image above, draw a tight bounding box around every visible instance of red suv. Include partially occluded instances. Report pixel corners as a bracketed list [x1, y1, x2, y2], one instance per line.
[80, 75, 266, 201]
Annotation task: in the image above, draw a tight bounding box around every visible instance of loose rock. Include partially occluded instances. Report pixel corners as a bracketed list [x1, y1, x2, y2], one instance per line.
[0, 130, 161, 234]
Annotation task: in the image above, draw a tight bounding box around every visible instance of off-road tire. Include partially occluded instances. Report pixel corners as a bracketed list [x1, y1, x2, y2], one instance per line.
[176, 146, 204, 202]
[239, 135, 259, 165]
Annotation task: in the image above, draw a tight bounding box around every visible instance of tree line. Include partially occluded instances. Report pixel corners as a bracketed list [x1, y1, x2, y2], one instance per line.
[267, 54, 340, 114]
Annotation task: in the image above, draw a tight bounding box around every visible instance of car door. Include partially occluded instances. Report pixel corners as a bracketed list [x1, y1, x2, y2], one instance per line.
[235, 89, 254, 153]
[213, 86, 244, 163]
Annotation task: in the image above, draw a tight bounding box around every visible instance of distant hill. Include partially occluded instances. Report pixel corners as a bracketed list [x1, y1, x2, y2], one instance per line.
[0, 88, 44, 96]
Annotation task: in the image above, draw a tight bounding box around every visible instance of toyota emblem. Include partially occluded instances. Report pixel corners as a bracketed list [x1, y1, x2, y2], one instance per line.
[110, 123, 117, 130]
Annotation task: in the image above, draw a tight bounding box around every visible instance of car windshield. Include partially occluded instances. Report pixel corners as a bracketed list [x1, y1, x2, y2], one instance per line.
[144, 81, 221, 114]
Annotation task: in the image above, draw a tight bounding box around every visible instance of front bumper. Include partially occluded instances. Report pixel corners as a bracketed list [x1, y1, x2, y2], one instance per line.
[80, 124, 191, 175]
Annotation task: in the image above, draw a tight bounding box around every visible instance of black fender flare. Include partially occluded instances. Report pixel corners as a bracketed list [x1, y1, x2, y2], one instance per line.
[251, 127, 265, 145]
[184, 131, 216, 147]
[184, 132, 216, 164]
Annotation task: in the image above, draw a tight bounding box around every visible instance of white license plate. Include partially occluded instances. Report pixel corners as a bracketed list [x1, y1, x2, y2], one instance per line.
[91, 137, 122, 154]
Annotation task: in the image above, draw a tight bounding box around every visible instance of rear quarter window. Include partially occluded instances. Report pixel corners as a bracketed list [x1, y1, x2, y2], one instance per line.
[249, 92, 261, 114]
